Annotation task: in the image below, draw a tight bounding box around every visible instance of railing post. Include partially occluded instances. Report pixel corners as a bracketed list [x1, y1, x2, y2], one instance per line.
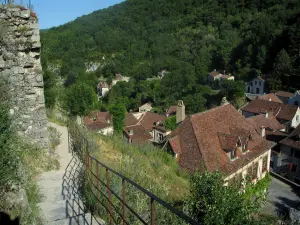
[151, 198, 155, 225]
[106, 168, 113, 224]
[122, 179, 126, 225]
[97, 162, 100, 212]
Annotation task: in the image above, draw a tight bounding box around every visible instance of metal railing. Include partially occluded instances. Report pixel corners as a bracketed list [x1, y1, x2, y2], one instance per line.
[68, 120, 199, 225]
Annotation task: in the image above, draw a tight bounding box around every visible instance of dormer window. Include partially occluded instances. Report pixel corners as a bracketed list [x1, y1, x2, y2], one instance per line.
[230, 149, 237, 161]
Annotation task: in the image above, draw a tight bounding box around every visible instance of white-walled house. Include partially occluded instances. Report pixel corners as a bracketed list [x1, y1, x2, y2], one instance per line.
[83, 111, 113, 135]
[241, 99, 300, 130]
[245, 77, 266, 94]
[208, 70, 234, 82]
[288, 90, 300, 106]
[138, 102, 153, 112]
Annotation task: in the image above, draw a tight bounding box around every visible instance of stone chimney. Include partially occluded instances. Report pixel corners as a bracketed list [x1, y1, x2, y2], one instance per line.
[260, 126, 265, 137]
[176, 100, 186, 124]
[264, 112, 268, 119]
[220, 97, 229, 106]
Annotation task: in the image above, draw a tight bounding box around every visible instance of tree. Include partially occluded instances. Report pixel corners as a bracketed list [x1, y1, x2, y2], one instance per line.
[61, 82, 98, 116]
[110, 103, 126, 135]
[185, 171, 269, 225]
[164, 116, 177, 130]
[183, 93, 207, 114]
[220, 80, 245, 101]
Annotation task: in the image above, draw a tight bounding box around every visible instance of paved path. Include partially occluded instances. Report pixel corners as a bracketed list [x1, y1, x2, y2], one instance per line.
[262, 177, 300, 217]
[36, 123, 95, 225]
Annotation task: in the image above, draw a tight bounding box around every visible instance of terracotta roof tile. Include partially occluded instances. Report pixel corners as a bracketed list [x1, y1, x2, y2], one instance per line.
[166, 106, 177, 115]
[246, 114, 284, 131]
[275, 91, 293, 98]
[83, 111, 112, 129]
[241, 99, 298, 121]
[169, 136, 182, 154]
[124, 125, 152, 145]
[257, 93, 283, 103]
[209, 71, 221, 77]
[168, 104, 270, 175]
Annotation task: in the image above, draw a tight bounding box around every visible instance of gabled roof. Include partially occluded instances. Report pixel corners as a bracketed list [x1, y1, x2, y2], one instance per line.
[209, 71, 221, 77]
[241, 99, 298, 121]
[168, 104, 270, 175]
[280, 124, 300, 149]
[166, 106, 177, 115]
[83, 111, 112, 125]
[246, 114, 284, 131]
[275, 91, 293, 98]
[257, 93, 283, 103]
[124, 112, 167, 144]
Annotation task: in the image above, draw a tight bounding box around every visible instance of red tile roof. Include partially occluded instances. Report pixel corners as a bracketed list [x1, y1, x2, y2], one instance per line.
[246, 114, 284, 131]
[168, 104, 270, 175]
[124, 112, 167, 144]
[209, 71, 221, 77]
[241, 99, 298, 122]
[275, 91, 293, 98]
[257, 93, 283, 103]
[166, 106, 177, 115]
[83, 111, 112, 130]
[123, 125, 152, 145]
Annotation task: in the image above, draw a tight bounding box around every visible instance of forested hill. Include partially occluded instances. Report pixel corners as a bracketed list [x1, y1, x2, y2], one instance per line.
[41, 0, 300, 96]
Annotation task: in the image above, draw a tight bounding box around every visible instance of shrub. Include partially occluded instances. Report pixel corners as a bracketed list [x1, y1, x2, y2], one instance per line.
[48, 126, 62, 151]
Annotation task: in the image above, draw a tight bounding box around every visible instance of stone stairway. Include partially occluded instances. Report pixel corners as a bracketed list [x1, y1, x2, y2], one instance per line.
[36, 123, 102, 225]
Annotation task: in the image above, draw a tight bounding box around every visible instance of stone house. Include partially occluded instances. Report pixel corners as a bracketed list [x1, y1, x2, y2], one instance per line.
[138, 102, 153, 112]
[241, 99, 300, 130]
[275, 91, 293, 104]
[165, 103, 272, 183]
[288, 90, 300, 106]
[208, 70, 234, 82]
[83, 111, 113, 135]
[275, 125, 300, 184]
[245, 77, 266, 95]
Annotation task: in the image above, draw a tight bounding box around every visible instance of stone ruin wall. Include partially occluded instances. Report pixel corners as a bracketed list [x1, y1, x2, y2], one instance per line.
[0, 5, 48, 148]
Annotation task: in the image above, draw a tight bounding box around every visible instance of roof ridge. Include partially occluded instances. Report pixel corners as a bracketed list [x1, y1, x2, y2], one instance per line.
[191, 104, 231, 118]
[190, 117, 207, 170]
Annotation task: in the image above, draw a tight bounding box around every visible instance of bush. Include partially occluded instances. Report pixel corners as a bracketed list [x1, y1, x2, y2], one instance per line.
[48, 126, 62, 151]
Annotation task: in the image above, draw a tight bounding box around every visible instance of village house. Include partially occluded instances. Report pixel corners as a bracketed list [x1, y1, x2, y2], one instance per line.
[123, 112, 169, 145]
[245, 76, 266, 95]
[83, 111, 113, 135]
[165, 101, 273, 184]
[256, 93, 283, 103]
[138, 102, 153, 112]
[97, 73, 130, 99]
[288, 90, 300, 106]
[275, 91, 293, 104]
[241, 99, 300, 131]
[208, 69, 235, 82]
[165, 105, 177, 117]
[97, 81, 110, 98]
[275, 124, 300, 184]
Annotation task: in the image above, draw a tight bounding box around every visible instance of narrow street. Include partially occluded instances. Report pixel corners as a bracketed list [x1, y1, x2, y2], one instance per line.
[262, 177, 300, 217]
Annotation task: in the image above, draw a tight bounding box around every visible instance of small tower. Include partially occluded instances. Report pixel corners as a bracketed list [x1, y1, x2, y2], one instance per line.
[176, 100, 186, 124]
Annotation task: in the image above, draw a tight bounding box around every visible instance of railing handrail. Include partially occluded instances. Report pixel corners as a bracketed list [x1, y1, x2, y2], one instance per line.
[68, 120, 200, 225]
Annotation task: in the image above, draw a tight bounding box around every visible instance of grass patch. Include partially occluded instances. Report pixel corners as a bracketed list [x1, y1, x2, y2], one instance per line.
[46, 108, 68, 126]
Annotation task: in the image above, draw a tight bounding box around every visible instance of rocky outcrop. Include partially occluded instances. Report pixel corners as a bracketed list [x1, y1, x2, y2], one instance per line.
[0, 5, 48, 149]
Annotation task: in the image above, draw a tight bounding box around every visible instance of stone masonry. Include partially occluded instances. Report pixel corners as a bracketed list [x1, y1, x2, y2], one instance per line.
[0, 5, 48, 148]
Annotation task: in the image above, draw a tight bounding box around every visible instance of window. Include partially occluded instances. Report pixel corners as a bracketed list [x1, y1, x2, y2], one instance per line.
[262, 156, 268, 172]
[231, 149, 236, 160]
[294, 149, 300, 159]
[251, 162, 258, 179]
[255, 81, 257, 85]
[295, 101, 299, 106]
[296, 115, 299, 122]
[259, 81, 262, 86]
[270, 160, 274, 168]
[256, 88, 260, 94]
[290, 163, 298, 172]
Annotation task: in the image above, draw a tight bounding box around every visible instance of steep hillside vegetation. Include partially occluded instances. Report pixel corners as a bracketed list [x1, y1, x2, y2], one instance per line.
[41, 0, 300, 112]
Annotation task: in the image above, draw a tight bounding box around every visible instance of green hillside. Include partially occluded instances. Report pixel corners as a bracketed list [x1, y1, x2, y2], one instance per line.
[41, 0, 300, 111]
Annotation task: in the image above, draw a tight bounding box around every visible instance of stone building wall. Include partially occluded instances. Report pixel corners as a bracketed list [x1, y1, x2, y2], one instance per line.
[0, 5, 48, 148]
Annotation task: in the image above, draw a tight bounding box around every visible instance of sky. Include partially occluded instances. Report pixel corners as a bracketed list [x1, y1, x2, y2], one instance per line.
[15, 0, 124, 29]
